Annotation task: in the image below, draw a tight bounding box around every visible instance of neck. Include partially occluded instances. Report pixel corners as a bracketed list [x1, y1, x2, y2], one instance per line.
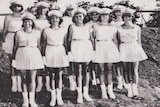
[13, 12, 21, 17]
[100, 21, 109, 25]
[39, 15, 47, 20]
[115, 17, 122, 21]
[24, 27, 32, 33]
[124, 21, 133, 26]
[75, 22, 83, 26]
[51, 24, 59, 29]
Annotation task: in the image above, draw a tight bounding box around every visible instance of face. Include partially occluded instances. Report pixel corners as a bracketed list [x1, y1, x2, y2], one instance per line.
[90, 12, 99, 22]
[23, 19, 33, 28]
[114, 10, 122, 17]
[74, 13, 84, 24]
[12, 4, 23, 13]
[100, 14, 109, 22]
[66, 9, 73, 17]
[50, 15, 60, 25]
[39, 7, 48, 15]
[123, 14, 132, 22]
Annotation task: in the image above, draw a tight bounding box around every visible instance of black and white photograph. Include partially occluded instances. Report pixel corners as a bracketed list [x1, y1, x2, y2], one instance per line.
[0, 0, 160, 107]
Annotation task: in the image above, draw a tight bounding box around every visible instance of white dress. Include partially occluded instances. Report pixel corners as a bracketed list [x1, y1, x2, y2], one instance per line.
[118, 25, 148, 62]
[93, 24, 119, 63]
[3, 15, 22, 54]
[34, 19, 50, 32]
[44, 27, 69, 68]
[71, 24, 93, 63]
[15, 29, 44, 70]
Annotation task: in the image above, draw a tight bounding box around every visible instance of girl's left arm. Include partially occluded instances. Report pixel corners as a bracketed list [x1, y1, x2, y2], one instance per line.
[137, 26, 142, 45]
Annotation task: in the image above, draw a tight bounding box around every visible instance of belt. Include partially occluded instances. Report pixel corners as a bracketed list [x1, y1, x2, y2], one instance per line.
[73, 39, 89, 41]
[121, 41, 136, 44]
[47, 44, 63, 46]
[19, 46, 37, 48]
[8, 31, 16, 33]
[96, 40, 110, 42]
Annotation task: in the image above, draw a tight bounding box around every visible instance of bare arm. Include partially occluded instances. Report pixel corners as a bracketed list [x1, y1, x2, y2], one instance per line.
[66, 24, 73, 52]
[137, 26, 142, 45]
[2, 15, 10, 42]
[12, 31, 19, 60]
[40, 29, 47, 56]
[92, 25, 96, 51]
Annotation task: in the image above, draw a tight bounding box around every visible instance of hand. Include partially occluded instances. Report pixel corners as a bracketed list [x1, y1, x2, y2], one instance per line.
[42, 56, 47, 65]
[12, 60, 16, 68]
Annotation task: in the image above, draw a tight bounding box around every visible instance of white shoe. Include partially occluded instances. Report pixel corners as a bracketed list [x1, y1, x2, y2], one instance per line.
[117, 76, 123, 90]
[83, 86, 93, 102]
[29, 92, 38, 107]
[96, 78, 100, 84]
[22, 92, 29, 107]
[92, 79, 97, 86]
[56, 88, 64, 105]
[17, 76, 22, 92]
[77, 87, 83, 103]
[11, 76, 17, 92]
[49, 90, 56, 106]
[126, 84, 133, 98]
[132, 83, 139, 96]
[100, 85, 108, 99]
[108, 83, 116, 99]
[36, 76, 43, 92]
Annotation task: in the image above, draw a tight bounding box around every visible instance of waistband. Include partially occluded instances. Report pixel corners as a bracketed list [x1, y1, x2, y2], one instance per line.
[72, 39, 89, 41]
[121, 41, 137, 44]
[96, 39, 111, 42]
[47, 44, 63, 46]
[7, 31, 16, 33]
[18, 45, 37, 48]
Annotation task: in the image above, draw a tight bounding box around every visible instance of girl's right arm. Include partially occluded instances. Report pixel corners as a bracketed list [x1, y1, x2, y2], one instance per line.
[2, 15, 10, 42]
[12, 31, 19, 60]
[40, 29, 47, 56]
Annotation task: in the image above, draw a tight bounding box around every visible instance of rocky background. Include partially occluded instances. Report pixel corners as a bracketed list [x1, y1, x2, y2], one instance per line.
[0, 27, 160, 107]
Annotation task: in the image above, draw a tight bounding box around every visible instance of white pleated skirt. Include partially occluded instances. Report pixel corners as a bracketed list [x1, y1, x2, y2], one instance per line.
[15, 47, 44, 70]
[3, 32, 15, 54]
[71, 40, 93, 63]
[93, 41, 120, 63]
[45, 45, 69, 68]
[119, 42, 148, 62]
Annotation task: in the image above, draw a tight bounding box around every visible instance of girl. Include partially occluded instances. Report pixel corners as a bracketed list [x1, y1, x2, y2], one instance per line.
[34, 1, 51, 92]
[62, 4, 76, 91]
[92, 8, 119, 99]
[41, 10, 69, 106]
[67, 7, 93, 103]
[117, 8, 148, 98]
[87, 7, 100, 86]
[12, 13, 44, 107]
[111, 5, 126, 90]
[2, 0, 23, 92]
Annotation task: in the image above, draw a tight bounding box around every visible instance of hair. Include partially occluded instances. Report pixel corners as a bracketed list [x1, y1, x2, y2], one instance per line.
[47, 15, 63, 25]
[9, 4, 23, 12]
[63, 9, 73, 16]
[122, 13, 133, 21]
[22, 19, 35, 28]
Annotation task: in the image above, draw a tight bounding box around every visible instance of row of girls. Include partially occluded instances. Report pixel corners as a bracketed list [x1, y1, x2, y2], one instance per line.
[2, 0, 148, 107]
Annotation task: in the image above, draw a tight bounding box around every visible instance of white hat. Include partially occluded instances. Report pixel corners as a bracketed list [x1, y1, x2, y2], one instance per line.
[113, 5, 126, 12]
[48, 10, 63, 17]
[123, 8, 135, 15]
[22, 12, 36, 21]
[88, 7, 100, 13]
[100, 8, 112, 14]
[73, 7, 87, 16]
[10, 0, 23, 6]
[66, 4, 75, 10]
[36, 1, 49, 8]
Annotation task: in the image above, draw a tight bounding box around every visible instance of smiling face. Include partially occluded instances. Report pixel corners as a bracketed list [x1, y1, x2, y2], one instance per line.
[23, 19, 34, 28]
[74, 13, 84, 24]
[90, 12, 99, 22]
[114, 10, 122, 18]
[38, 7, 48, 15]
[100, 14, 109, 22]
[50, 15, 60, 25]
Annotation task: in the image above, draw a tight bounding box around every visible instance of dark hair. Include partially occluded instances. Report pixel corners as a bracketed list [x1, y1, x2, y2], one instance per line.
[47, 15, 63, 25]
[22, 19, 35, 28]
[122, 13, 133, 21]
[9, 4, 23, 12]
